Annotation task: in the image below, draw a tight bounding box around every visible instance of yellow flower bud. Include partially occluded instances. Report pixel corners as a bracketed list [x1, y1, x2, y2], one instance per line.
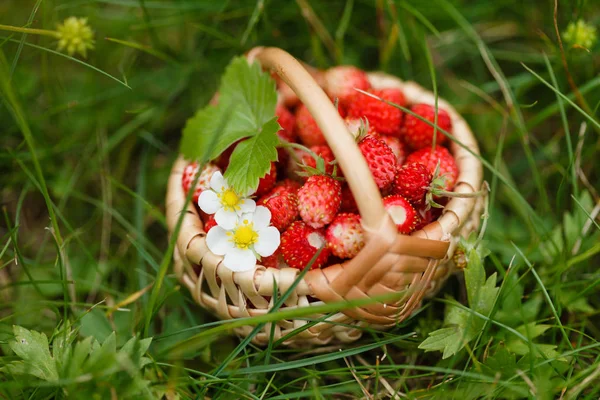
[56, 17, 95, 58]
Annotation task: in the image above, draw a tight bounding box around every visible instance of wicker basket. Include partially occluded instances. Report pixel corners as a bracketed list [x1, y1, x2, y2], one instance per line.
[166, 47, 484, 346]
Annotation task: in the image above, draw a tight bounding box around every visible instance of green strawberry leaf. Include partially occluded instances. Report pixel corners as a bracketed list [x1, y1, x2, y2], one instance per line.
[419, 242, 500, 359]
[179, 56, 279, 166]
[220, 57, 278, 131]
[5, 325, 58, 381]
[224, 117, 280, 194]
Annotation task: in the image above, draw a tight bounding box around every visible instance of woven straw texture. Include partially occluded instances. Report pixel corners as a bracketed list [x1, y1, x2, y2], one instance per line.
[166, 47, 484, 346]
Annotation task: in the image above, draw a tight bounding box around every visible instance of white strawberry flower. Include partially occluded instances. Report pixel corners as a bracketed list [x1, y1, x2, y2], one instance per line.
[198, 171, 256, 229]
[206, 206, 280, 271]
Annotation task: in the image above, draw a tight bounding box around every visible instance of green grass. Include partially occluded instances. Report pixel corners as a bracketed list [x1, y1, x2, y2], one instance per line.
[1, 0, 599, 398]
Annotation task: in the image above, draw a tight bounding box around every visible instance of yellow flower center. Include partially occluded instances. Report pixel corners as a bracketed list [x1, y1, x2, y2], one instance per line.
[219, 188, 242, 211]
[229, 220, 258, 249]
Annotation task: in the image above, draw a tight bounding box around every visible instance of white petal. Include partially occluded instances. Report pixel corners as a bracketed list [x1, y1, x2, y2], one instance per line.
[215, 208, 239, 230]
[210, 171, 227, 192]
[223, 247, 257, 271]
[239, 198, 256, 215]
[252, 206, 272, 230]
[206, 227, 234, 255]
[254, 226, 280, 257]
[198, 190, 220, 214]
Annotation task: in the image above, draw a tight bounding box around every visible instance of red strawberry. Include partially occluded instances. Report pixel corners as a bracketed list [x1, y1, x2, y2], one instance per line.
[258, 192, 299, 232]
[253, 162, 277, 197]
[347, 88, 406, 137]
[325, 213, 364, 259]
[295, 103, 326, 146]
[344, 117, 378, 138]
[297, 145, 337, 176]
[405, 145, 458, 191]
[377, 134, 407, 165]
[340, 184, 359, 213]
[382, 195, 420, 234]
[414, 206, 443, 231]
[402, 104, 452, 150]
[181, 162, 221, 203]
[269, 179, 302, 197]
[203, 215, 217, 232]
[393, 162, 432, 207]
[214, 141, 239, 170]
[280, 221, 331, 269]
[357, 135, 397, 190]
[297, 175, 342, 228]
[295, 103, 345, 147]
[324, 66, 371, 106]
[260, 248, 287, 269]
[276, 103, 296, 143]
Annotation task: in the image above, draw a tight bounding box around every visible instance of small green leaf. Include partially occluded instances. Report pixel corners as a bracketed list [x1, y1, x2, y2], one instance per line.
[418, 326, 465, 359]
[220, 57, 278, 131]
[224, 117, 280, 194]
[6, 325, 58, 381]
[178, 56, 279, 163]
[482, 343, 518, 378]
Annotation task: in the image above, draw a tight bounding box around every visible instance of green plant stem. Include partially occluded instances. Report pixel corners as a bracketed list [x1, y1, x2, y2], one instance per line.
[0, 24, 58, 38]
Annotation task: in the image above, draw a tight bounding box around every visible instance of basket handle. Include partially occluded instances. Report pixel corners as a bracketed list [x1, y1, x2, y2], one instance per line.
[254, 47, 396, 238]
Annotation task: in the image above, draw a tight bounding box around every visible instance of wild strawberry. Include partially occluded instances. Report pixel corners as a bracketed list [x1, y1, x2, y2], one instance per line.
[340, 184, 359, 213]
[402, 104, 452, 150]
[414, 205, 443, 231]
[357, 135, 397, 190]
[324, 66, 371, 106]
[181, 162, 221, 203]
[325, 213, 364, 259]
[280, 221, 331, 269]
[269, 178, 302, 197]
[382, 195, 420, 234]
[295, 103, 345, 147]
[393, 162, 432, 207]
[344, 117, 378, 138]
[297, 175, 342, 228]
[377, 134, 407, 165]
[347, 88, 406, 137]
[214, 141, 239, 170]
[260, 249, 287, 269]
[253, 162, 277, 197]
[297, 145, 337, 176]
[258, 192, 299, 232]
[405, 145, 458, 191]
[276, 103, 296, 143]
[203, 215, 217, 232]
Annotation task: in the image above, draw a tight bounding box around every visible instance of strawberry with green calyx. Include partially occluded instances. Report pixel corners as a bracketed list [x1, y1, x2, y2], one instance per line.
[282, 141, 341, 180]
[345, 118, 397, 190]
[405, 145, 458, 192]
[401, 103, 452, 150]
[382, 194, 420, 234]
[287, 142, 342, 228]
[326, 213, 365, 259]
[393, 162, 432, 207]
[347, 88, 406, 137]
[280, 221, 331, 269]
[426, 175, 490, 210]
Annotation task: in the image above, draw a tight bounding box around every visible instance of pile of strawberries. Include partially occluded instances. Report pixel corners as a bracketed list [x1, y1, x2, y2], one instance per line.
[182, 66, 459, 271]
